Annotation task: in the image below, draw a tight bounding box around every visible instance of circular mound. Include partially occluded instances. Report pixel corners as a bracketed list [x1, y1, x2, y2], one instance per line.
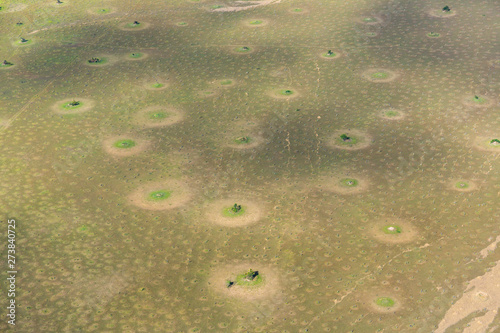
[316, 174, 369, 194]
[0, 61, 15, 69]
[450, 179, 476, 192]
[429, 8, 457, 18]
[231, 46, 255, 54]
[379, 109, 405, 120]
[474, 137, 500, 152]
[14, 38, 33, 46]
[462, 95, 494, 108]
[289, 8, 307, 14]
[426, 32, 441, 38]
[52, 98, 95, 114]
[134, 106, 184, 128]
[84, 56, 115, 67]
[126, 52, 148, 61]
[102, 136, 149, 157]
[204, 198, 264, 227]
[144, 80, 169, 91]
[226, 135, 265, 149]
[119, 21, 151, 31]
[368, 218, 419, 244]
[362, 68, 399, 83]
[359, 16, 382, 25]
[176, 21, 188, 26]
[365, 31, 379, 37]
[88, 7, 115, 15]
[320, 50, 341, 59]
[198, 89, 220, 98]
[268, 88, 300, 100]
[325, 129, 372, 150]
[128, 180, 193, 211]
[244, 19, 268, 27]
[208, 263, 282, 301]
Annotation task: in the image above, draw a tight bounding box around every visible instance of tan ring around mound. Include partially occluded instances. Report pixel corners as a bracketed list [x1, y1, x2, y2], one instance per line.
[448, 179, 477, 192]
[128, 179, 193, 211]
[361, 68, 400, 83]
[315, 174, 370, 195]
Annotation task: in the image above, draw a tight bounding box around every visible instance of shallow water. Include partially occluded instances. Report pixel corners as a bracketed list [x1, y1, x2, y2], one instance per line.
[0, 0, 499, 332]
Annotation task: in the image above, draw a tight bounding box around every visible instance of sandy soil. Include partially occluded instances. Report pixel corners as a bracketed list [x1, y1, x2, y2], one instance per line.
[435, 261, 500, 333]
[211, 0, 281, 12]
[51, 98, 95, 114]
[208, 262, 282, 301]
[367, 218, 419, 244]
[325, 129, 372, 150]
[128, 179, 193, 211]
[480, 235, 500, 259]
[102, 136, 150, 157]
[428, 9, 457, 18]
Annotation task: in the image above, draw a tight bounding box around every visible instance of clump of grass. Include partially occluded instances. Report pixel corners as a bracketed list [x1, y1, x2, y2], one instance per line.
[223, 203, 245, 217]
[234, 136, 251, 144]
[249, 20, 263, 25]
[235, 46, 251, 52]
[148, 190, 171, 201]
[1, 60, 14, 67]
[490, 139, 500, 146]
[63, 100, 83, 109]
[113, 139, 136, 149]
[235, 269, 262, 287]
[279, 89, 294, 96]
[455, 181, 469, 189]
[427, 32, 440, 37]
[371, 71, 389, 79]
[375, 297, 395, 307]
[472, 95, 486, 104]
[340, 178, 358, 187]
[383, 225, 402, 234]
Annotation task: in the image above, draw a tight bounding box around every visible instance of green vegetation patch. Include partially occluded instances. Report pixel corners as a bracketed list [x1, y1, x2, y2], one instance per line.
[220, 80, 233, 86]
[96, 8, 111, 14]
[382, 225, 402, 234]
[222, 203, 246, 217]
[340, 178, 358, 187]
[146, 111, 169, 120]
[384, 110, 400, 117]
[337, 133, 359, 145]
[371, 71, 389, 79]
[490, 139, 500, 146]
[147, 190, 172, 201]
[151, 83, 164, 89]
[323, 50, 337, 58]
[427, 32, 441, 37]
[363, 17, 377, 22]
[234, 269, 263, 287]
[62, 100, 83, 110]
[211, 5, 223, 9]
[113, 139, 136, 149]
[249, 20, 263, 25]
[279, 89, 294, 96]
[375, 297, 395, 307]
[17, 37, 32, 45]
[125, 21, 142, 28]
[234, 136, 252, 144]
[455, 181, 469, 189]
[235, 46, 251, 53]
[177, 22, 188, 26]
[471, 95, 487, 104]
[0, 60, 14, 68]
[87, 57, 108, 65]
[129, 52, 144, 59]
[292, 8, 303, 12]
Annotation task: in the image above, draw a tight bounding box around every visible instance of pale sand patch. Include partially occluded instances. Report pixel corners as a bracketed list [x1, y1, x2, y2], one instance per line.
[474, 137, 500, 153]
[368, 218, 419, 244]
[435, 261, 500, 333]
[51, 98, 95, 114]
[325, 129, 372, 150]
[208, 263, 282, 301]
[211, 0, 281, 12]
[314, 174, 369, 195]
[462, 95, 495, 108]
[118, 21, 151, 31]
[448, 179, 477, 192]
[102, 136, 150, 157]
[128, 179, 193, 211]
[428, 9, 457, 18]
[378, 109, 406, 120]
[480, 235, 500, 259]
[267, 88, 301, 100]
[361, 68, 400, 83]
[359, 290, 402, 313]
[134, 106, 184, 128]
[2, 3, 27, 13]
[204, 198, 264, 227]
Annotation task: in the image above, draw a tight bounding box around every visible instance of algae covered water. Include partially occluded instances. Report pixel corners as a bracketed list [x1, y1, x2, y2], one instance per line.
[0, 0, 499, 331]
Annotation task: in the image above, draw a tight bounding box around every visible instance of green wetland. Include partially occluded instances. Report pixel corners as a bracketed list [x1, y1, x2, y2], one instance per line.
[0, 0, 499, 332]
